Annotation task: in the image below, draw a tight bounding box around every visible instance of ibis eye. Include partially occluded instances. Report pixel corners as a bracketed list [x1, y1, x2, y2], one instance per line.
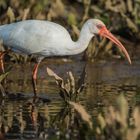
[96, 24, 103, 29]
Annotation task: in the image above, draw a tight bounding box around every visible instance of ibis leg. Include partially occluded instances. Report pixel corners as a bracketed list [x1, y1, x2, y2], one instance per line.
[32, 62, 40, 96]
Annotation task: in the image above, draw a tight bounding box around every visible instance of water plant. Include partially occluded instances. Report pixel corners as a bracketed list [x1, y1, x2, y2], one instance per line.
[47, 67, 85, 102]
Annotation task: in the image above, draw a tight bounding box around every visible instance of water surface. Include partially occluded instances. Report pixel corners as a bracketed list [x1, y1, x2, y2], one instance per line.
[1, 58, 140, 139]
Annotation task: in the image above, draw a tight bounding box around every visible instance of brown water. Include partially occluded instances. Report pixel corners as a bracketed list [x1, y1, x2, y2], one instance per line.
[0, 58, 140, 139]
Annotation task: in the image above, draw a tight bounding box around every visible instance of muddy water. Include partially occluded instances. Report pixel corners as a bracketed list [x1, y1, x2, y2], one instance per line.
[1, 59, 140, 139]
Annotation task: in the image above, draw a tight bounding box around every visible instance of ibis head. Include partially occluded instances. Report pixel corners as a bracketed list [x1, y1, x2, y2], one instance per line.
[83, 19, 131, 64]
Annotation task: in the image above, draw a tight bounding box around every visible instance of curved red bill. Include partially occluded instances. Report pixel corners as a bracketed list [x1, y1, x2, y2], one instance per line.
[99, 27, 131, 64]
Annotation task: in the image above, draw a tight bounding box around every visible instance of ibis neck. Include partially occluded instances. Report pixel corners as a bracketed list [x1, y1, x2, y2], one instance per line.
[70, 24, 94, 55]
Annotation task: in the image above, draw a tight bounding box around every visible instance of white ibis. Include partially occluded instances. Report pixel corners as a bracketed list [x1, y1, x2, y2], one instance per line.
[0, 19, 131, 96]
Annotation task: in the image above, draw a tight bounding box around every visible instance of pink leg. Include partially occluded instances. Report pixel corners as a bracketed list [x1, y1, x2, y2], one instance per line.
[32, 62, 40, 96]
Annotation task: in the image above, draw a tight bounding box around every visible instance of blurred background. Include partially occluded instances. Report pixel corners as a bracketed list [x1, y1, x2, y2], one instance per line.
[0, 0, 140, 61]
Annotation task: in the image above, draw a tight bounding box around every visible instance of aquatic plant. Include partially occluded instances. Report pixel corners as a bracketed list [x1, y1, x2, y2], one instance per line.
[39, 93, 140, 140]
[69, 101, 93, 129]
[47, 67, 85, 102]
[65, 94, 140, 140]
[96, 94, 140, 140]
[46, 68, 140, 139]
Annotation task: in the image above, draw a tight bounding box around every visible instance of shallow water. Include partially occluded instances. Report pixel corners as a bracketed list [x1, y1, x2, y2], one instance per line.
[1, 58, 140, 139]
